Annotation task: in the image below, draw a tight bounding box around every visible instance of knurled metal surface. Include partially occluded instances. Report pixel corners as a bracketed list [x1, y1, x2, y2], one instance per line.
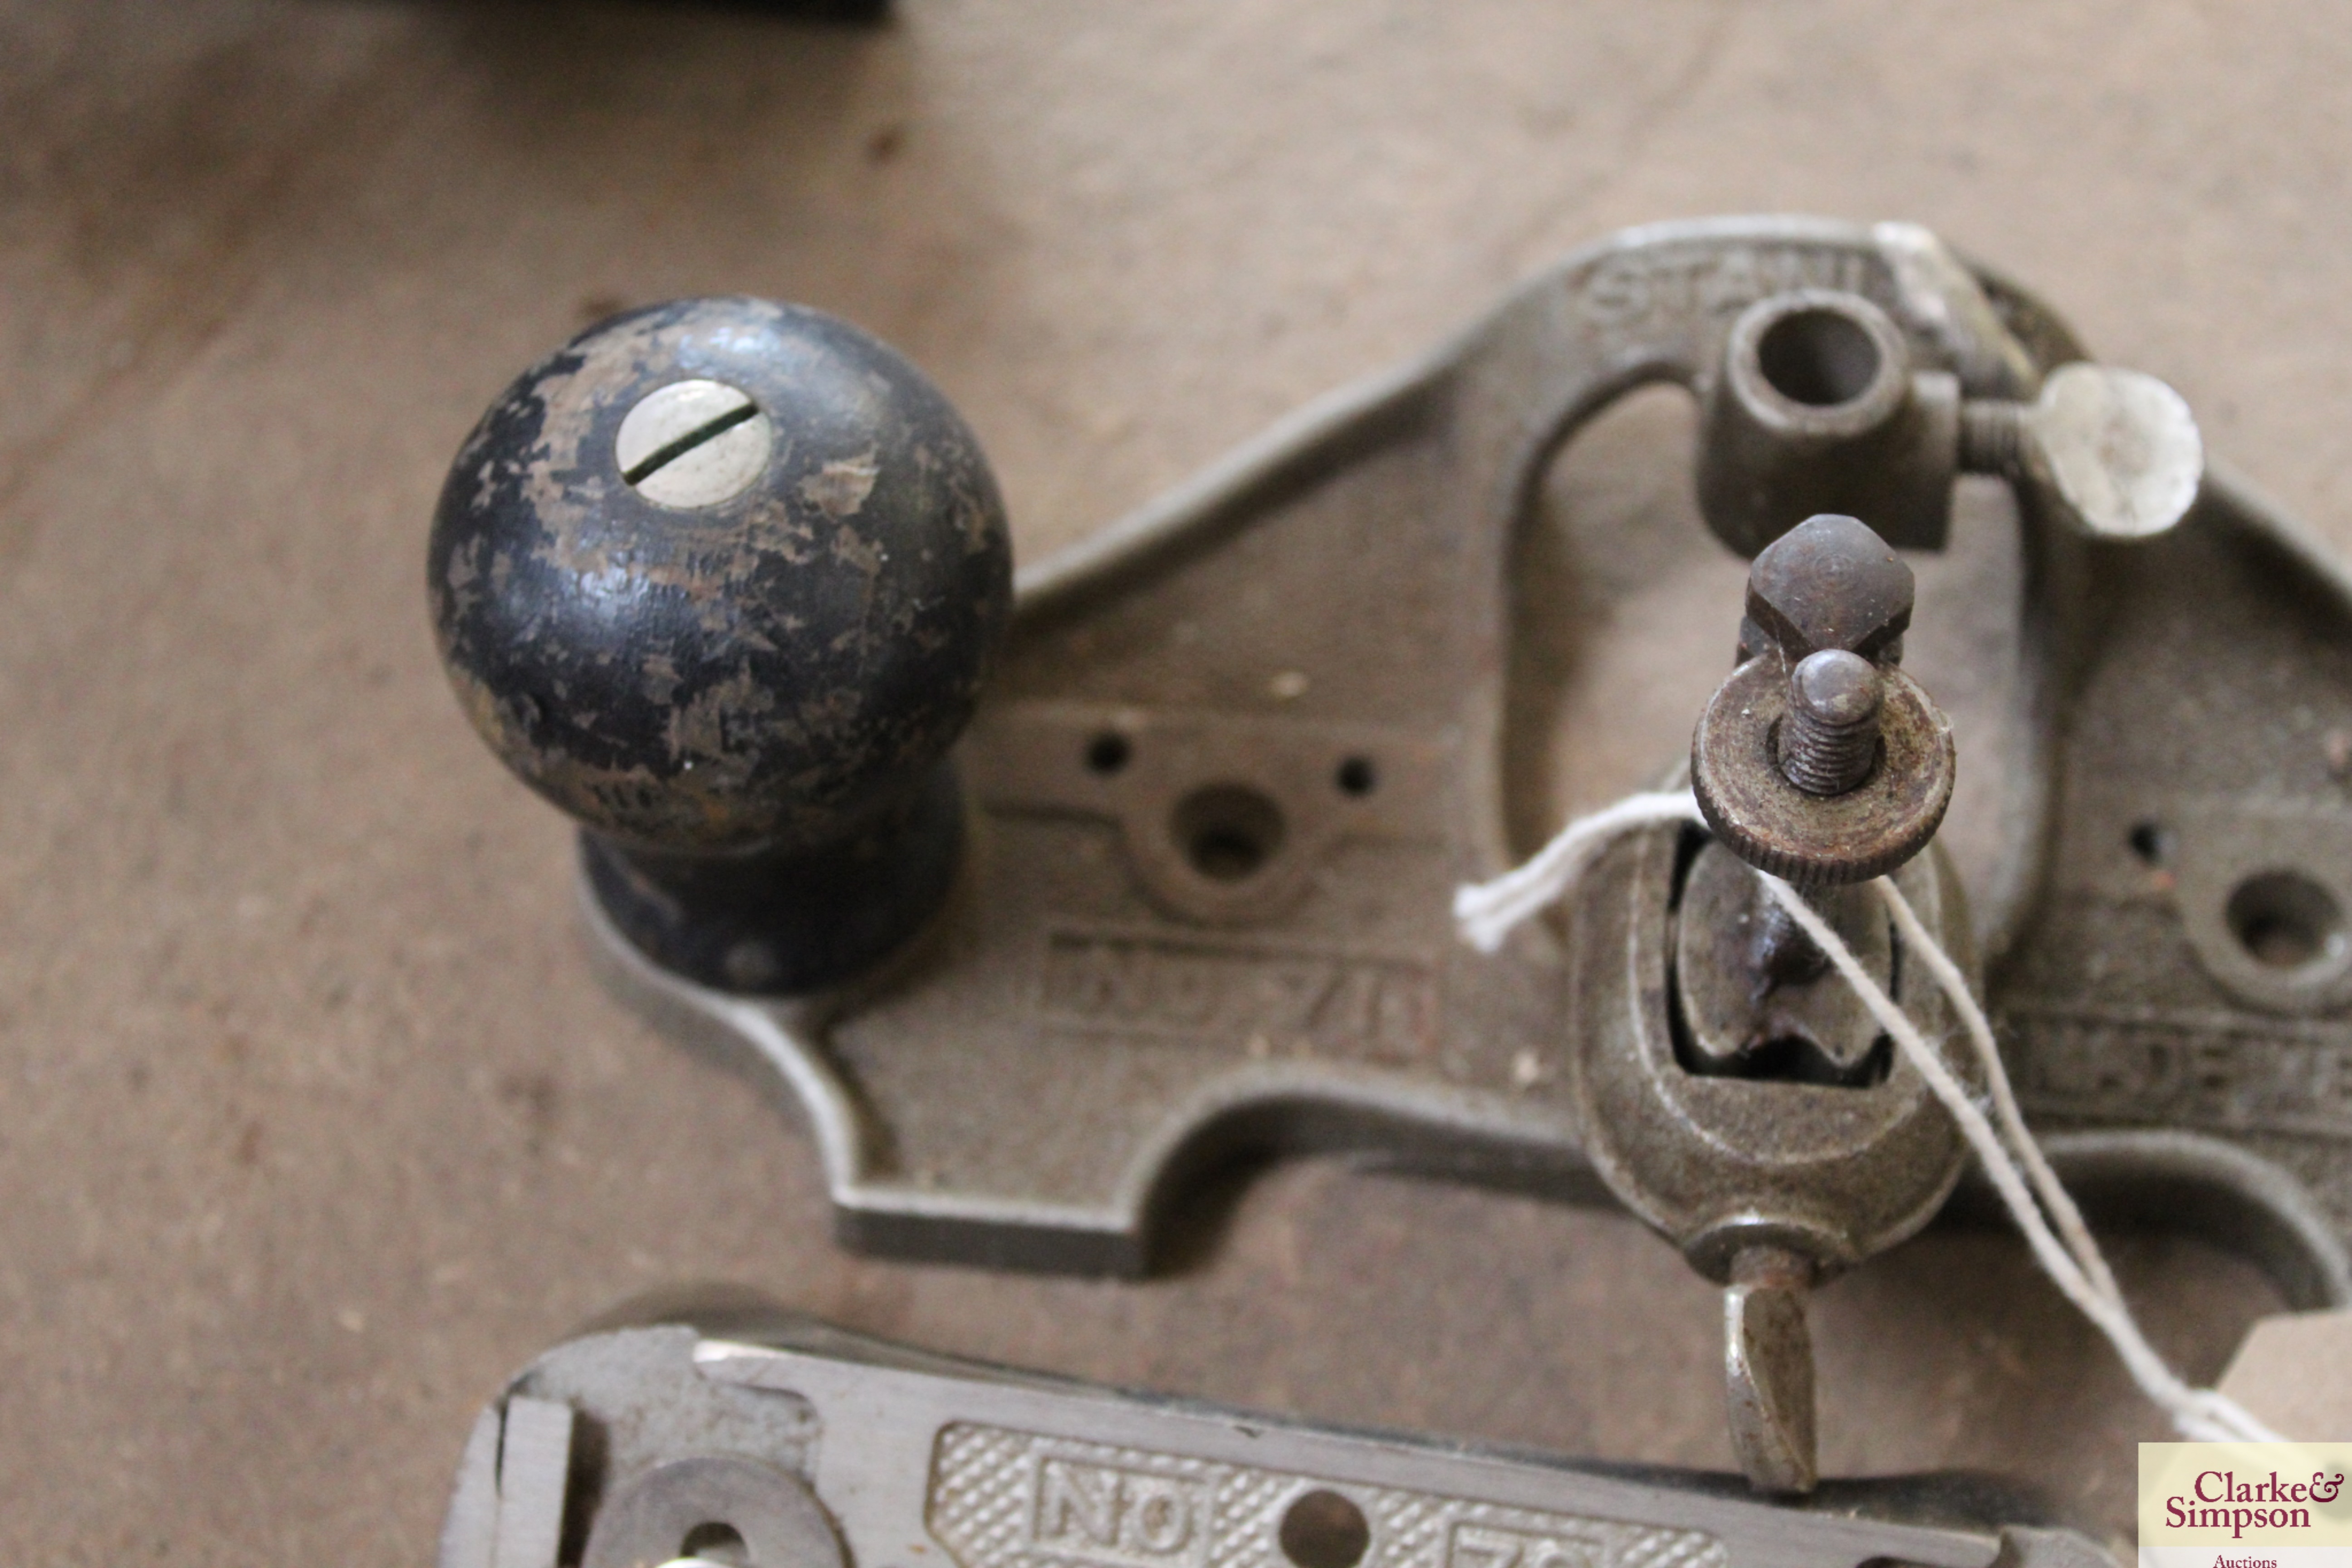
[926, 1422, 1725, 1568]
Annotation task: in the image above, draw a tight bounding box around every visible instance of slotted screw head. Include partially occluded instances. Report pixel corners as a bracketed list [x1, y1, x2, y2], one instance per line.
[613, 378, 773, 508]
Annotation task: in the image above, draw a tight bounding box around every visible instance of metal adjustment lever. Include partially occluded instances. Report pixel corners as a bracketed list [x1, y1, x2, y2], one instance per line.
[439, 1308, 2118, 1568]
[1571, 513, 1977, 1495]
[428, 297, 1013, 994]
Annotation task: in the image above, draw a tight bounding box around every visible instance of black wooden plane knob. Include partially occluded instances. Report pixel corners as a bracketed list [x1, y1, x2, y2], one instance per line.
[428, 297, 1012, 993]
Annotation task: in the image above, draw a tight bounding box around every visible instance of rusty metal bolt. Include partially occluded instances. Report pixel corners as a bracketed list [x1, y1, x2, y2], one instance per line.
[1694, 514, 1954, 887]
[1779, 649, 1883, 796]
[1739, 511, 1913, 666]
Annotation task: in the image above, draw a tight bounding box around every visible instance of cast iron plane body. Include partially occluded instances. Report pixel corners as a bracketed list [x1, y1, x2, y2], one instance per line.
[565, 218, 2352, 1307]
[437, 1308, 2112, 1568]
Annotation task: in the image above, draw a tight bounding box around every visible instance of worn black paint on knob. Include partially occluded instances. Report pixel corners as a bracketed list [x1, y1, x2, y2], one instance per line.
[429, 296, 1012, 992]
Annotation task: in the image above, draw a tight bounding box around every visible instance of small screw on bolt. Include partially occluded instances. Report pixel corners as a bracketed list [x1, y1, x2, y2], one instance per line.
[1778, 649, 1883, 796]
[1956, 399, 2024, 475]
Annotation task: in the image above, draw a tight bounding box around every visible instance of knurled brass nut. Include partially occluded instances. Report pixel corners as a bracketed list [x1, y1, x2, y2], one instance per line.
[1692, 656, 1955, 886]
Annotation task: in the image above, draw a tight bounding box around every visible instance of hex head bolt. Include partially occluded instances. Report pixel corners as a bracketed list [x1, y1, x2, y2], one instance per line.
[1695, 514, 1955, 888]
[428, 297, 1013, 994]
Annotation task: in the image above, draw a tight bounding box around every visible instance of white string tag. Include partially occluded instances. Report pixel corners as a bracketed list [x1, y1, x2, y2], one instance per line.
[1454, 788, 2283, 1443]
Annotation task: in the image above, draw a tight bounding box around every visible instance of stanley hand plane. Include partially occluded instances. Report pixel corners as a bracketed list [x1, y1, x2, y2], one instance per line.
[427, 216, 2352, 1546]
